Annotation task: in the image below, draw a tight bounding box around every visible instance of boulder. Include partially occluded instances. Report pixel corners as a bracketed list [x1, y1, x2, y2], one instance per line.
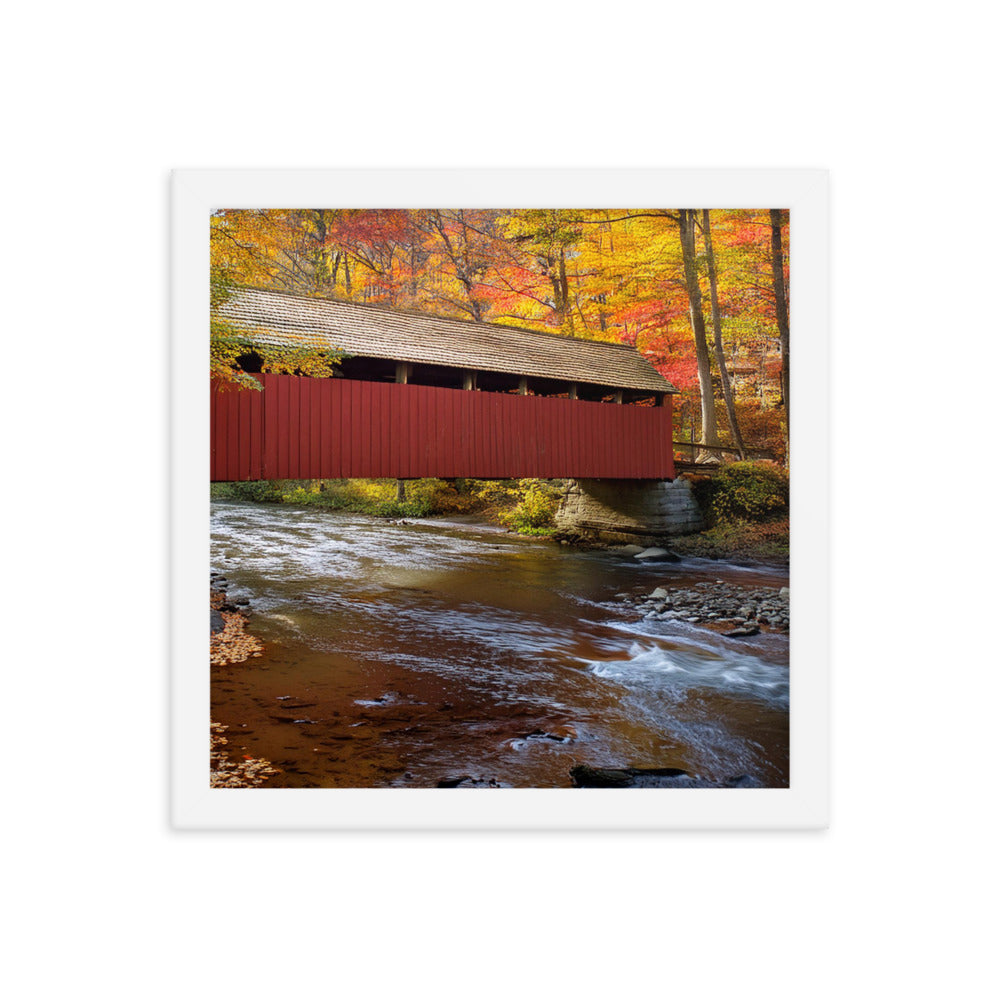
[570, 765, 690, 788]
[634, 547, 680, 562]
[570, 765, 764, 789]
[723, 625, 760, 638]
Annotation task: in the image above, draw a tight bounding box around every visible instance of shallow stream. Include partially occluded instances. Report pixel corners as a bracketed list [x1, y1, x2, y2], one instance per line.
[211, 500, 789, 788]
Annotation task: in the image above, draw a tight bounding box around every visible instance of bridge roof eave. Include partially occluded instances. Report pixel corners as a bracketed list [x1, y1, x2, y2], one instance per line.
[218, 287, 678, 395]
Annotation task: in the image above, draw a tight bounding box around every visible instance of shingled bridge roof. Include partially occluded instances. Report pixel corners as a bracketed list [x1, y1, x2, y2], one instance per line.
[218, 287, 677, 394]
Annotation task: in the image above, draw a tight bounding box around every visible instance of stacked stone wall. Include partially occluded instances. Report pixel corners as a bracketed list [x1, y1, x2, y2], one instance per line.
[554, 478, 704, 545]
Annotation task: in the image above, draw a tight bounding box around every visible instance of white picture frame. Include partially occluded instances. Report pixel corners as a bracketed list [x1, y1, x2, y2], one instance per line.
[172, 168, 829, 829]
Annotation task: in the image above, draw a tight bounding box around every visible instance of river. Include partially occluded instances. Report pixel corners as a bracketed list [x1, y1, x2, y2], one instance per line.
[211, 500, 789, 788]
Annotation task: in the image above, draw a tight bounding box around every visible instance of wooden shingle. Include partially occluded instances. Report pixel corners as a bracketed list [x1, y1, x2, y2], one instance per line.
[218, 287, 677, 394]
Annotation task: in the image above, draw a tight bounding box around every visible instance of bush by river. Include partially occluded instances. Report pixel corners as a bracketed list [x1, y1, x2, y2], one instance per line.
[210, 477, 561, 533]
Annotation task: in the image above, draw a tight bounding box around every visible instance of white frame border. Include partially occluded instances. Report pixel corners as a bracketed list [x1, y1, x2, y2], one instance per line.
[171, 169, 828, 830]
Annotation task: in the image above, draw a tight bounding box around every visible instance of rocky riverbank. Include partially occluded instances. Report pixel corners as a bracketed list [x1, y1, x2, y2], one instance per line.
[616, 578, 790, 636]
[210, 572, 263, 666]
[666, 518, 789, 566]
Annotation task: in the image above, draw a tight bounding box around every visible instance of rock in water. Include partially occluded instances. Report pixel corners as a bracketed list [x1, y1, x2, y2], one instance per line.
[570, 765, 689, 788]
[634, 547, 680, 563]
[723, 625, 760, 638]
[570, 765, 763, 789]
[210, 610, 225, 634]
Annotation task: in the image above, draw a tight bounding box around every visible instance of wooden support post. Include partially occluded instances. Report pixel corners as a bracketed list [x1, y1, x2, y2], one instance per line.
[463, 370, 477, 391]
[613, 389, 623, 404]
[518, 376, 528, 395]
[395, 362, 411, 384]
[568, 383, 578, 400]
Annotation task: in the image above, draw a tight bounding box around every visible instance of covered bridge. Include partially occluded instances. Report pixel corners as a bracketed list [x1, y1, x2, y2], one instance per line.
[211, 287, 678, 482]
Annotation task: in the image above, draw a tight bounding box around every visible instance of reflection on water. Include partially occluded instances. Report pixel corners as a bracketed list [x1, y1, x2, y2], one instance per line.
[211, 500, 789, 787]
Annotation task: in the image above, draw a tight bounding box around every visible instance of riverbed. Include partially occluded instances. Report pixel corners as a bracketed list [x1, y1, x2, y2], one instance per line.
[210, 500, 789, 788]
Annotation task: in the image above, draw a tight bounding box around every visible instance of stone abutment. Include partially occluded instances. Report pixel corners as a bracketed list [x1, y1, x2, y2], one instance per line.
[554, 478, 704, 545]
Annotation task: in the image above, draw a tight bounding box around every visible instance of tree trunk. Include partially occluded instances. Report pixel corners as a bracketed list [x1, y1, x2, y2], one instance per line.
[702, 210, 746, 459]
[396, 479, 407, 503]
[770, 209, 790, 454]
[559, 249, 573, 333]
[678, 209, 719, 451]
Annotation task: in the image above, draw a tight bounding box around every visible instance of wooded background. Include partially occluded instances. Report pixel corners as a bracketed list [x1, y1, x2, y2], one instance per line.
[212, 207, 790, 463]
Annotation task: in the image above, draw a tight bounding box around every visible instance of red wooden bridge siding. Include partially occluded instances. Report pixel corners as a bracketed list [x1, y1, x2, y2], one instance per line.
[211, 375, 674, 481]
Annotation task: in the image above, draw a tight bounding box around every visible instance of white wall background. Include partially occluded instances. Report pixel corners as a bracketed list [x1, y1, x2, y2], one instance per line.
[4, 3, 994, 997]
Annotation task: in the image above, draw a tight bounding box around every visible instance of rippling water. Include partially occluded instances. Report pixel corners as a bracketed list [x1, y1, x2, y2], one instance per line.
[211, 499, 789, 787]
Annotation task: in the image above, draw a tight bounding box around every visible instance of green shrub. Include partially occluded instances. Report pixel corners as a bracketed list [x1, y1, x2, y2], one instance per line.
[497, 479, 559, 533]
[705, 461, 789, 525]
[214, 480, 286, 503]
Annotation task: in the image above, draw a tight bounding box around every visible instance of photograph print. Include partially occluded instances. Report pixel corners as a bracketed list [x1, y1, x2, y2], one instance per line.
[207, 206, 792, 792]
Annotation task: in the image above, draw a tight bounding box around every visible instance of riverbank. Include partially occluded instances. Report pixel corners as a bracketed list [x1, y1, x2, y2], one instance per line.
[210, 574, 263, 666]
[210, 575, 279, 786]
[209, 477, 561, 534]
[664, 517, 789, 566]
[210, 723, 280, 787]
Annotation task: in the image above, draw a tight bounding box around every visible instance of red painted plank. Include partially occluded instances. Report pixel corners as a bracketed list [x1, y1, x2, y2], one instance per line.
[248, 380, 262, 480]
[346, 380, 355, 477]
[317, 378, 329, 479]
[218, 385, 231, 481]
[526, 397, 539, 478]
[329, 380, 341, 479]
[588, 404, 598, 477]
[425, 386, 436, 475]
[440, 387, 451, 477]
[373, 382, 384, 478]
[481, 392, 489, 475]
[359, 381, 372, 479]
[233, 389, 242, 479]
[610, 404, 622, 479]
[492, 393, 503, 478]
[237, 388, 248, 480]
[405, 385, 424, 479]
[272, 378, 283, 478]
[338, 379, 348, 477]
[378, 382, 390, 479]
[559, 398, 570, 478]
[210, 383, 218, 481]
[367, 382, 378, 477]
[387, 381, 398, 478]
[310, 377, 322, 478]
[440, 388, 452, 478]
[300, 377, 311, 479]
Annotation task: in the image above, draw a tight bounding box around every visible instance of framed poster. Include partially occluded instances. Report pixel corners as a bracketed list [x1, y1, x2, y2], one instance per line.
[171, 168, 828, 829]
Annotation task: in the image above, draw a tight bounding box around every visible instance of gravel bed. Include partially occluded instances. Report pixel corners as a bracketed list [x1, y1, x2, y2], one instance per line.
[616, 579, 790, 636]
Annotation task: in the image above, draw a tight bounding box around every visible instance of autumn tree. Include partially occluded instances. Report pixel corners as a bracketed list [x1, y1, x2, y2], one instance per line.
[703, 210, 746, 458]
[770, 209, 790, 438]
[677, 209, 720, 452]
